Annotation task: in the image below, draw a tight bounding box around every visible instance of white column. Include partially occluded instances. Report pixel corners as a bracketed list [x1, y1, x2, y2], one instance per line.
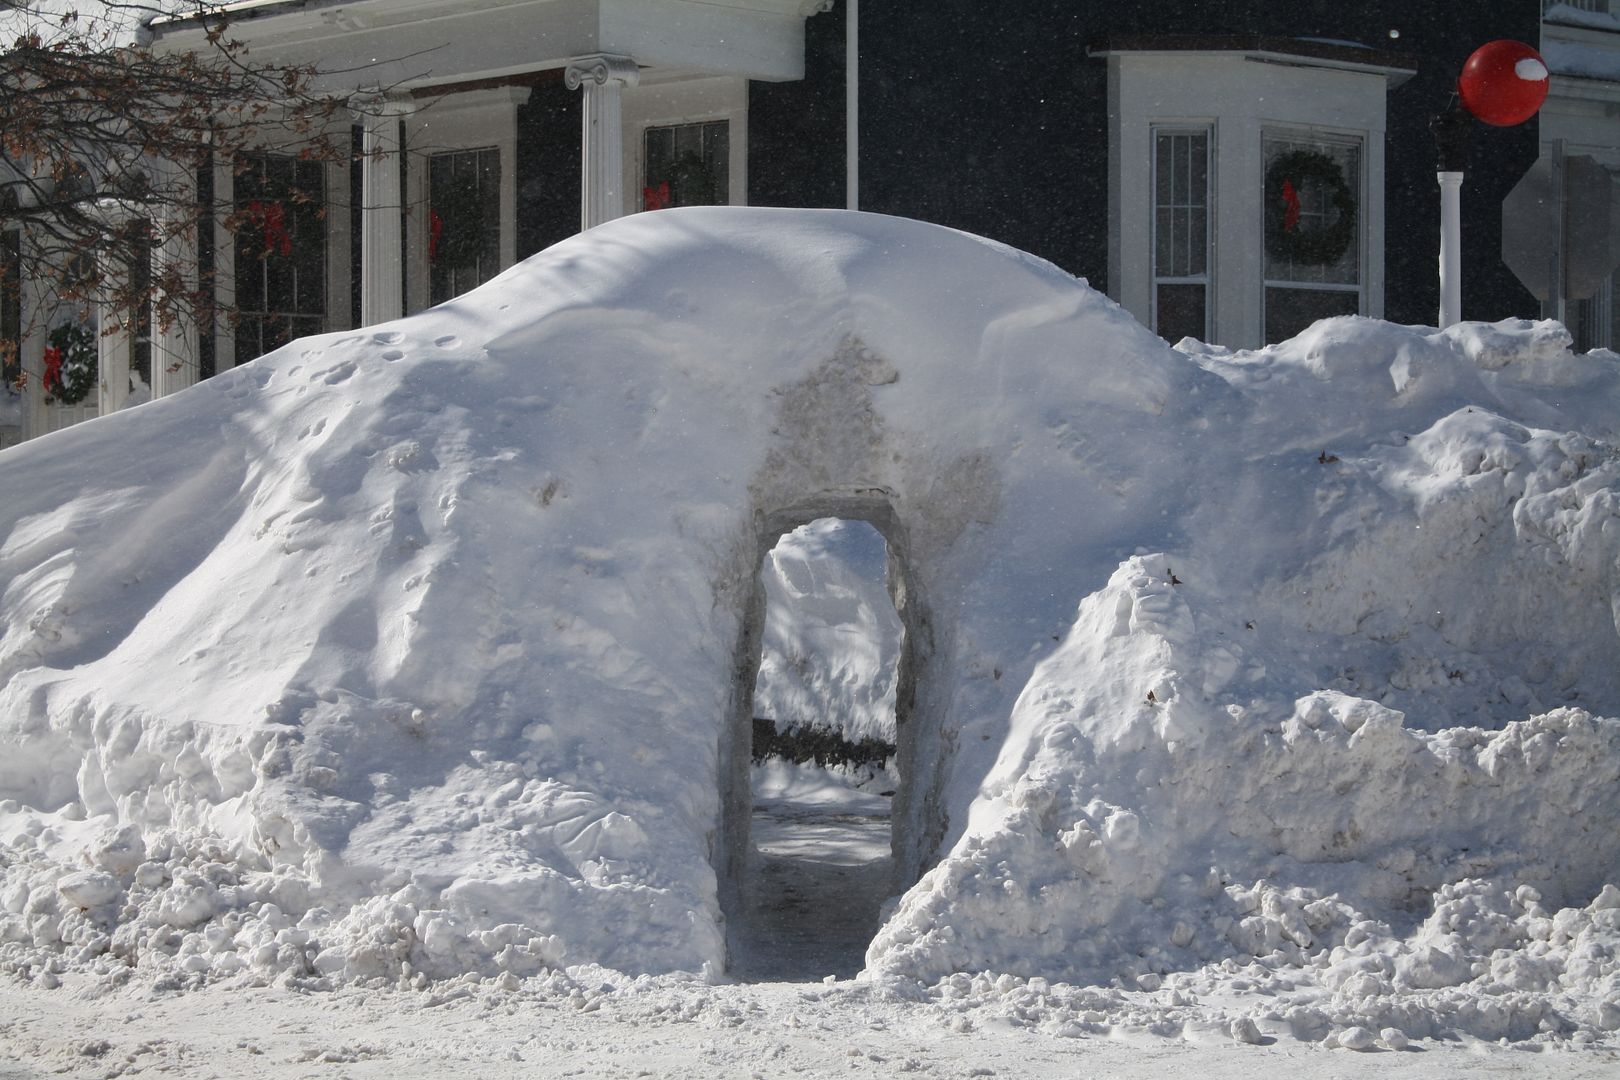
[565, 55, 640, 231]
[356, 93, 415, 325]
[18, 244, 48, 442]
[211, 154, 238, 373]
[96, 271, 131, 414]
[152, 168, 199, 399]
[1437, 170, 1463, 329]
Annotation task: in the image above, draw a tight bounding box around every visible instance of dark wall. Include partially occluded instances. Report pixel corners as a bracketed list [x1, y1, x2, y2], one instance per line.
[749, 0, 846, 210]
[517, 78, 582, 261]
[858, 2, 1103, 284]
[750, 0, 1543, 330]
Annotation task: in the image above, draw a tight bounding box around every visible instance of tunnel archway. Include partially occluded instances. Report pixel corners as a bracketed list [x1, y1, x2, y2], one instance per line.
[717, 495, 938, 977]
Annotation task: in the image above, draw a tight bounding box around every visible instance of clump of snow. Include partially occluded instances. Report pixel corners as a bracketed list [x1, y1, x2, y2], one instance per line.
[1543, 2, 1620, 33]
[1543, 40, 1620, 82]
[0, 208, 1618, 1049]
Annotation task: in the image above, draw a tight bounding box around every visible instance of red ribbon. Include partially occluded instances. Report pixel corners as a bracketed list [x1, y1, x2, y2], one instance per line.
[1281, 179, 1302, 232]
[246, 200, 293, 258]
[643, 181, 671, 212]
[42, 345, 62, 390]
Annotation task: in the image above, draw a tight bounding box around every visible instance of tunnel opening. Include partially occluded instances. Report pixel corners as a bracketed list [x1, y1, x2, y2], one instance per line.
[725, 515, 914, 982]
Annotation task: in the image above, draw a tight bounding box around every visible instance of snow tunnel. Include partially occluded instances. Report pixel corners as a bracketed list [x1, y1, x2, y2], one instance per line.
[717, 496, 938, 976]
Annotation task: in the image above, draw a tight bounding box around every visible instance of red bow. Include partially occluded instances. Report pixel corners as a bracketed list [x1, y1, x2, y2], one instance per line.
[643, 181, 671, 212]
[1281, 179, 1302, 232]
[246, 200, 293, 258]
[42, 345, 62, 390]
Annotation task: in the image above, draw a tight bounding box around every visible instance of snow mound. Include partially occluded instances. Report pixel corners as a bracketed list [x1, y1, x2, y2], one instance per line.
[0, 208, 1618, 1046]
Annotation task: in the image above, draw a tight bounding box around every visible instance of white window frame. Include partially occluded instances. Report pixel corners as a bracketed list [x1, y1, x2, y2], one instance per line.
[1260, 127, 1368, 339]
[1106, 50, 1389, 349]
[622, 76, 748, 214]
[1150, 125, 1215, 342]
[426, 144, 503, 306]
[404, 87, 529, 316]
[213, 141, 352, 374]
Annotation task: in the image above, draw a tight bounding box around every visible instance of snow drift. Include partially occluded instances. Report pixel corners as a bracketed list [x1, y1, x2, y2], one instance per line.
[1, 208, 1618, 1043]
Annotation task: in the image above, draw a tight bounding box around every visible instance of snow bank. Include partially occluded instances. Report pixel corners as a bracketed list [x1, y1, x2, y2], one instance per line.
[868, 318, 1620, 1041]
[0, 208, 1618, 1046]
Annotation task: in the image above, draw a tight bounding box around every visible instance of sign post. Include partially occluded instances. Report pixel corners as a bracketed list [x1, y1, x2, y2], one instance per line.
[1432, 40, 1549, 328]
[1502, 148, 1620, 312]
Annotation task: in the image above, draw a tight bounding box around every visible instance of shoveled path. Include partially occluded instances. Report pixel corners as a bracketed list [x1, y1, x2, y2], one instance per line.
[728, 783, 893, 982]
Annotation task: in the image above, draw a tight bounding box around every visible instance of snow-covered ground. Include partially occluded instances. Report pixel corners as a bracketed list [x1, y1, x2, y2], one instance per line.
[3, 207, 1620, 1070]
[4, 970, 1619, 1080]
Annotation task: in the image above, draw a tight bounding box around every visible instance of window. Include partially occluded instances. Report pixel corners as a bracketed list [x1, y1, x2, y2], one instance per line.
[1, 227, 19, 390]
[643, 121, 729, 210]
[428, 147, 500, 306]
[1263, 133, 1362, 342]
[1566, 276, 1613, 352]
[128, 228, 152, 391]
[234, 153, 326, 362]
[1152, 129, 1211, 342]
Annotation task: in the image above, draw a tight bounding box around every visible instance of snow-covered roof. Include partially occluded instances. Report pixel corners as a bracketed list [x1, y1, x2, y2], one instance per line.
[1087, 33, 1417, 83]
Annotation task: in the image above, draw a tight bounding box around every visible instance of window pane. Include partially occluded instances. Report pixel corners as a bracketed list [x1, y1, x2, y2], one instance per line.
[1155, 135, 1173, 206]
[1263, 135, 1361, 287]
[1188, 209, 1207, 276]
[429, 147, 502, 306]
[235, 152, 326, 361]
[1265, 286, 1358, 342]
[1152, 128, 1210, 334]
[1157, 283, 1206, 343]
[644, 120, 729, 210]
[1, 230, 20, 388]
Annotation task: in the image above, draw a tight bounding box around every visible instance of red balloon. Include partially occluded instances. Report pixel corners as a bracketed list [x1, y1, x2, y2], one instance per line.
[1457, 40, 1549, 127]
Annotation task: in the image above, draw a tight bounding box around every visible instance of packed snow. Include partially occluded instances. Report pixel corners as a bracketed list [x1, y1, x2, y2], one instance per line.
[2, 207, 1620, 1063]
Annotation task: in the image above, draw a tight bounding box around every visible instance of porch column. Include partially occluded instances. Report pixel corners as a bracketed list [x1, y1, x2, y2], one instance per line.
[95, 263, 131, 414]
[80, 200, 136, 410]
[18, 243, 48, 441]
[355, 93, 415, 325]
[151, 168, 199, 399]
[565, 55, 640, 230]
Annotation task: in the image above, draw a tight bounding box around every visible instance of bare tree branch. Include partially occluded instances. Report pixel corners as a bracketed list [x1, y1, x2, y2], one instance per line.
[0, 1, 397, 392]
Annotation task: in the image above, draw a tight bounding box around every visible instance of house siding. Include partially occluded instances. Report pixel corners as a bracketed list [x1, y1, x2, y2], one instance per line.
[749, 0, 1543, 330]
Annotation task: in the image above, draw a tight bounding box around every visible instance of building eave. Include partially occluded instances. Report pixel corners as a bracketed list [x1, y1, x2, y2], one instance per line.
[1089, 34, 1418, 88]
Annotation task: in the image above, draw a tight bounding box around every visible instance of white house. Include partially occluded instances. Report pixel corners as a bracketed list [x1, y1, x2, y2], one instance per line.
[3, 0, 1618, 449]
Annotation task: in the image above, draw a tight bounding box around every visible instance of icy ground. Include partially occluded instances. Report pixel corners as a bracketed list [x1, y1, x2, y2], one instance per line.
[3, 966, 1617, 1080]
[731, 761, 895, 982]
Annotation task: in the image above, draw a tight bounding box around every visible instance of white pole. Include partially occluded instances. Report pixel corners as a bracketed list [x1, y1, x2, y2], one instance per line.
[566, 56, 640, 231]
[1438, 170, 1463, 328]
[357, 94, 412, 326]
[846, 0, 858, 212]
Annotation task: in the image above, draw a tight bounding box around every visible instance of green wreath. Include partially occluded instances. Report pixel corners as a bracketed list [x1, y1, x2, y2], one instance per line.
[664, 149, 722, 207]
[430, 176, 487, 270]
[1264, 149, 1357, 267]
[44, 322, 97, 406]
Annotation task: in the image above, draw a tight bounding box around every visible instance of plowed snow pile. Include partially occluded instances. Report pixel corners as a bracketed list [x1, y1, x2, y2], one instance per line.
[2, 208, 1619, 1048]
